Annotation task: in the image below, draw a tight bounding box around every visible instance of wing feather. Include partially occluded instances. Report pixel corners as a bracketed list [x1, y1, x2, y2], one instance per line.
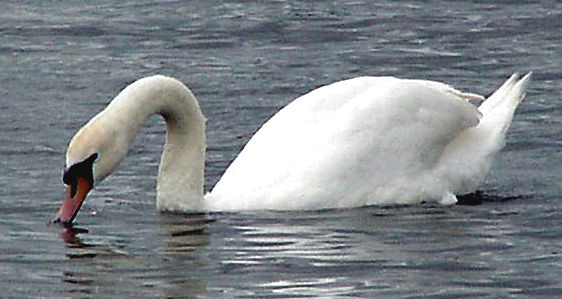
[209, 77, 481, 209]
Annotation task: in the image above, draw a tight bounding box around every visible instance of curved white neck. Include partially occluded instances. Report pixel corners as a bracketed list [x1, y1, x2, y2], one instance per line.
[95, 76, 206, 211]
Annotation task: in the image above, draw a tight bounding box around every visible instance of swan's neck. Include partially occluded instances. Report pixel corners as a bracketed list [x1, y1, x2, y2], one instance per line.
[100, 76, 206, 211]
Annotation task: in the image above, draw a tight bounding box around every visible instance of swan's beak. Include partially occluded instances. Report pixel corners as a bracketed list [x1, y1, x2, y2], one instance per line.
[53, 176, 92, 224]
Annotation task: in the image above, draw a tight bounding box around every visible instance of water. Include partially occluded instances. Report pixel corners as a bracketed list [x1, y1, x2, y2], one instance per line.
[1, 0, 561, 297]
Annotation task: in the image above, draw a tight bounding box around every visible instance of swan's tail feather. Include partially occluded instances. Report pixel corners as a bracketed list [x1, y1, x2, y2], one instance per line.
[437, 72, 531, 195]
[477, 72, 532, 145]
[479, 72, 532, 116]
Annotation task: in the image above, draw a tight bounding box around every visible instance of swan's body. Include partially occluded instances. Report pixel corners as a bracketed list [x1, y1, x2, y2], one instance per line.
[54, 73, 531, 223]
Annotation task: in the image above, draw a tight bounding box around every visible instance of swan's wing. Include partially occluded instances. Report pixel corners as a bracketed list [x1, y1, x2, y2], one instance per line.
[208, 77, 481, 210]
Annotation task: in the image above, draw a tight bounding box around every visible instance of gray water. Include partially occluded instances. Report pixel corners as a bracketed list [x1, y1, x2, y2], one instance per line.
[1, 0, 561, 297]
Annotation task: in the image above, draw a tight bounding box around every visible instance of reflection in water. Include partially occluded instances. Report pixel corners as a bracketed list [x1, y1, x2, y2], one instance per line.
[60, 226, 97, 259]
[55, 213, 213, 297]
[158, 212, 212, 254]
[43, 201, 562, 297]
[158, 213, 212, 298]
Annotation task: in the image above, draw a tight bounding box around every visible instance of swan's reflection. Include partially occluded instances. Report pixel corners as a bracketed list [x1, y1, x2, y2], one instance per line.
[59, 225, 100, 259]
[56, 213, 213, 297]
[158, 212, 212, 254]
[157, 212, 212, 297]
[59, 226, 89, 247]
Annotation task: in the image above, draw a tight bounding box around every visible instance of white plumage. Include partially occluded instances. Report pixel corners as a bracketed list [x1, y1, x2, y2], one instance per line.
[208, 73, 531, 209]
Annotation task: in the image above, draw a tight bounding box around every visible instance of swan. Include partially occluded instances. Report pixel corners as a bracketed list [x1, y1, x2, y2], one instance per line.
[53, 73, 531, 223]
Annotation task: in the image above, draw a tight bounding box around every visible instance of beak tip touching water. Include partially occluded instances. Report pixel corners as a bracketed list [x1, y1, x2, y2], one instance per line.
[53, 197, 82, 225]
[53, 177, 93, 225]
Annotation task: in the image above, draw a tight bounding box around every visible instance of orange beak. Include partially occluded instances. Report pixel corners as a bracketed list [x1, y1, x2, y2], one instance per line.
[53, 176, 92, 224]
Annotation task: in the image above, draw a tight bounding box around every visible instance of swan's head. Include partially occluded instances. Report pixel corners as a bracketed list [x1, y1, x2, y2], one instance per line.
[53, 113, 131, 224]
[52, 75, 207, 222]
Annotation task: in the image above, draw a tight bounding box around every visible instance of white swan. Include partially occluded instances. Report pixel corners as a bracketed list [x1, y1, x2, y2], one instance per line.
[54, 73, 531, 223]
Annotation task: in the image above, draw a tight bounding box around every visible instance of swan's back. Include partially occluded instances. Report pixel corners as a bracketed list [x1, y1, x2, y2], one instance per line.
[208, 76, 522, 210]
